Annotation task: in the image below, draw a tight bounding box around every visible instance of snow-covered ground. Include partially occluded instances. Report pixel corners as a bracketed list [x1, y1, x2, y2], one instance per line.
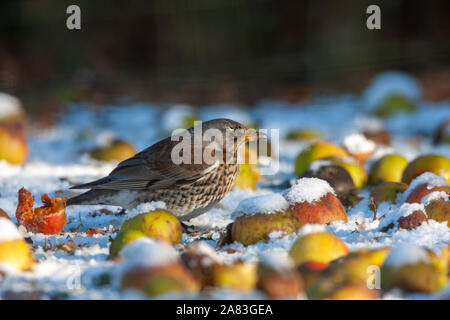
[0, 76, 449, 299]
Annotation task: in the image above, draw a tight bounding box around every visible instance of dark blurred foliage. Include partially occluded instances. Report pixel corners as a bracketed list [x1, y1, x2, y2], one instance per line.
[0, 0, 449, 114]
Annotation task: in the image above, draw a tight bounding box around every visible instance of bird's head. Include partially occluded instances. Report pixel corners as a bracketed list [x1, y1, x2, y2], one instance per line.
[186, 118, 267, 161]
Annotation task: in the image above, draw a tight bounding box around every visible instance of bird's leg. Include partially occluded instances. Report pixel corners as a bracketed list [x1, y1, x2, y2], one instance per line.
[117, 208, 127, 216]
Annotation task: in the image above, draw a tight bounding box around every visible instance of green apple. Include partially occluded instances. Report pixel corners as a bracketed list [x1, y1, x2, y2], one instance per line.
[369, 154, 408, 184]
[401, 154, 450, 184]
[120, 210, 183, 244]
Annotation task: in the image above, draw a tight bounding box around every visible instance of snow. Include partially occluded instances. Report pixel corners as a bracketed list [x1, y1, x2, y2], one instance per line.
[187, 241, 223, 266]
[283, 177, 335, 205]
[120, 238, 179, 269]
[398, 172, 449, 204]
[343, 133, 376, 154]
[232, 193, 289, 219]
[260, 251, 294, 271]
[0, 218, 23, 242]
[383, 243, 430, 268]
[422, 191, 449, 205]
[0, 92, 23, 119]
[362, 71, 422, 111]
[378, 202, 426, 230]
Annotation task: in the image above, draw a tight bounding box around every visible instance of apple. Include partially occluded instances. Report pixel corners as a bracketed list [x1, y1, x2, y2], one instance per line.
[328, 284, 379, 300]
[370, 182, 408, 206]
[257, 252, 303, 299]
[381, 244, 447, 293]
[369, 154, 408, 184]
[122, 262, 199, 297]
[401, 154, 450, 184]
[0, 218, 34, 271]
[286, 129, 322, 142]
[89, 139, 136, 162]
[289, 232, 349, 267]
[0, 239, 35, 272]
[302, 163, 358, 209]
[0, 124, 28, 165]
[233, 163, 264, 190]
[296, 261, 328, 291]
[284, 178, 347, 226]
[294, 142, 349, 176]
[120, 210, 182, 244]
[181, 241, 222, 288]
[307, 247, 389, 299]
[334, 159, 368, 190]
[405, 183, 450, 203]
[0, 208, 10, 219]
[15, 188, 67, 235]
[374, 94, 416, 118]
[109, 229, 147, 259]
[231, 212, 301, 246]
[425, 198, 449, 225]
[211, 262, 258, 290]
[229, 193, 301, 246]
[120, 238, 198, 297]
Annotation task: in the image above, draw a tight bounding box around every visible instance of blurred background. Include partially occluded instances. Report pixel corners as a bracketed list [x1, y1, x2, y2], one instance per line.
[1, 0, 450, 119]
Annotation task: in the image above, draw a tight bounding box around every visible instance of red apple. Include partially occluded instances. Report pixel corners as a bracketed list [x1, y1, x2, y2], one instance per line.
[288, 193, 347, 226]
[405, 183, 450, 203]
[16, 188, 67, 235]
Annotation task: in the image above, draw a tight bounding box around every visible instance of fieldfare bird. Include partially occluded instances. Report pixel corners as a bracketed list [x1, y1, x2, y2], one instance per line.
[67, 119, 266, 220]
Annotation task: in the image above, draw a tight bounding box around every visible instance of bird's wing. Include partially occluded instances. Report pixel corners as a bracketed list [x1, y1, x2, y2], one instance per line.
[70, 137, 219, 190]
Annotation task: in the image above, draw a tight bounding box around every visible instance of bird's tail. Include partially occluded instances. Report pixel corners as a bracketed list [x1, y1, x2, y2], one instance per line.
[66, 190, 97, 206]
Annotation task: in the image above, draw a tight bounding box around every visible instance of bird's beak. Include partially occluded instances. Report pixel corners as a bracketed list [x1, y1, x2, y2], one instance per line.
[244, 129, 267, 141]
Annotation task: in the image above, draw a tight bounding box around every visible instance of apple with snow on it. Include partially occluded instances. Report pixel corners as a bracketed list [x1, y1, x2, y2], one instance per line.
[381, 244, 447, 293]
[0, 217, 34, 271]
[230, 193, 301, 246]
[401, 154, 450, 184]
[120, 209, 182, 244]
[256, 252, 304, 299]
[370, 181, 408, 206]
[289, 232, 349, 267]
[294, 141, 349, 176]
[109, 229, 147, 259]
[283, 178, 347, 226]
[405, 183, 450, 203]
[181, 241, 223, 288]
[342, 133, 376, 163]
[120, 239, 198, 297]
[211, 261, 258, 291]
[15, 188, 67, 235]
[307, 247, 389, 299]
[399, 172, 450, 204]
[369, 153, 408, 184]
[424, 195, 450, 225]
[379, 201, 429, 232]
